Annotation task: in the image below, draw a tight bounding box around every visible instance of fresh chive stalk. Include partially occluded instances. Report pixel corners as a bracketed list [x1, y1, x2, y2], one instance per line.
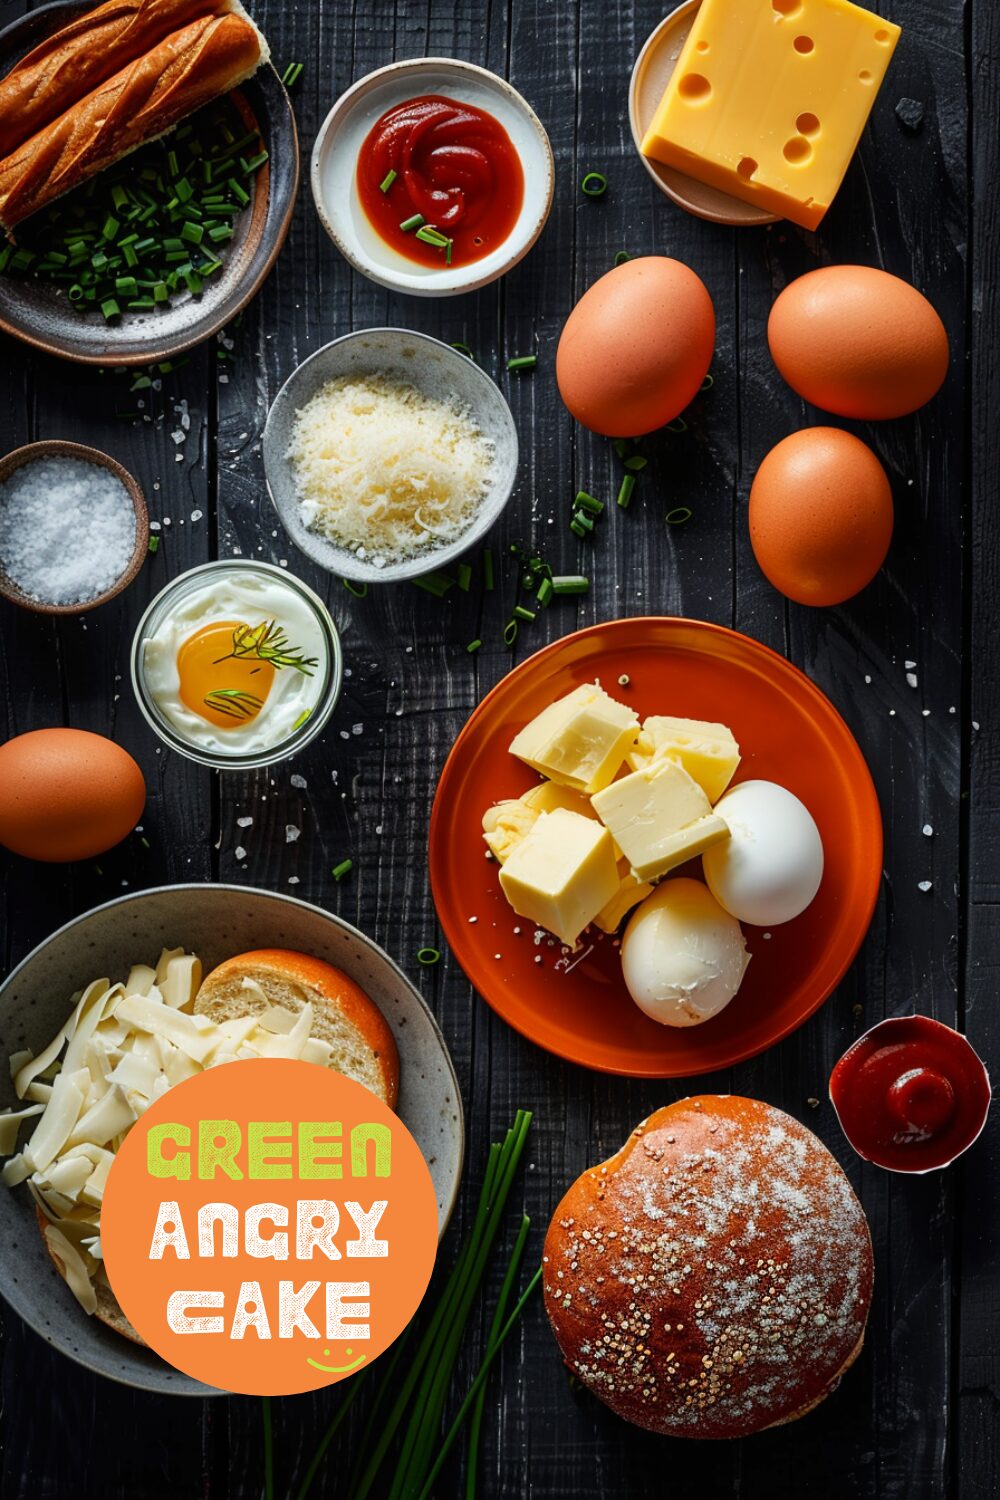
[332, 859, 353, 881]
[457, 563, 472, 592]
[535, 576, 553, 608]
[281, 61, 304, 87]
[575, 490, 603, 516]
[342, 578, 369, 598]
[379, 168, 398, 193]
[400, 213, 425, 232]
[617, 474, 636, 509]
[551, 574, 589, 595]
[512, 605, 535, 623]
[465, 1214, 531, 1499]
[506, 354, 537, 372]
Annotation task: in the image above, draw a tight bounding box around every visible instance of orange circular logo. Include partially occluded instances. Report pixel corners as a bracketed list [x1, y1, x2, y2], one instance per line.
[101, 1059, 438, 1395]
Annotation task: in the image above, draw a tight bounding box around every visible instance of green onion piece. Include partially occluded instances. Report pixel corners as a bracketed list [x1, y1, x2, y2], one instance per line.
[415, 226, 451, 251]
[700, 373, 714, 391]
[242, 150, 269, 174]
[413, 571, 455, 597]
[482, 548, 494, 591]
[612, 438, 629, 459]
[167, 149, 179, 176]
[291, 709, 312, 731]
[417, 947, 441, 966]
[569, 518, 588, 539]
[101, 214, 120, 240]
[379, 168, 398, 193]
[100, 298, 121, 320]
[617, 474, 636, 509]
[667, 416, 689, 433]
[506, 355, 537, 372]
[457, 563, 472, 592]
[342, 578, 368, 598]
[181, 221, 204, 245]
[513, 605, 536, 623]
[332, 859, 353, 882]
[400, 213, 425, 232]
[536, 576, 553, 608]
[451, 342, 474, 359]
[575, 490, 603, 516]
[624, 454, 647, 472]
[614, 250, 630, 266]
[666, 505, 693, 525]
[281, 61, 304, 87]
[147, 535, 160, 553]
[114, 275, 137, 297]
[581, 171, 608, 197]
[446, 240, 453, 266]
[466, 638, 482, 654]
[503, 619, 519, 646]
[572, 510, 595, 533]
[551, 574, 589, 595]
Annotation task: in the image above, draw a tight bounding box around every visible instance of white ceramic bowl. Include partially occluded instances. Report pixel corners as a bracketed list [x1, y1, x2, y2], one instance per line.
[311, 57, 554, 297]
[262, 327, 520, 585]
[0, 885, 464, 1393]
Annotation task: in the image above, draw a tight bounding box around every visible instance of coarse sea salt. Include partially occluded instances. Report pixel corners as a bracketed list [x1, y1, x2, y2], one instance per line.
[0, 456, 135, 605]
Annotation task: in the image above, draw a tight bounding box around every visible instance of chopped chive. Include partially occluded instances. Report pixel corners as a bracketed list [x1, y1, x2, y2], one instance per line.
[482, 548, 494, 591]
[513, 605, 536, 623]
[613, 438, 629, 459]
[574, 490, 603, 516]
[446, 240, 453, 266]
[666, 505, 693, 525]
[180, 220, 204, 245]
[614, 250, 630, 266]
[617, 474, 636, 509]
[242, 150, 269, 174]
[569, 518, 588, 539]
[624, 454, 647, 472]
[466, 638, 482, 654]
[281, 61, 304, 87]
[451, 342, 475, 359]
[457, 563, 473, 592]
[572, 510, 595, 533]
[342, 578, 369, 598]
[417, 947, 441, 965]
[506, 355, 537, 372]
[379, 168, 398, 193]
[551, 574, 589, 595]
[503, 619, 519, 646]
[412, 571, 455, 597]
[667, 416, 689, 433]
[700, 373, 714, 391]
[100, 297, 121, 320]
[536, 576, 553, 607]
[400, 213, 425, 232]
[147, 535, 160, 553]
[131, 373, 152, 390]
[291, 708, 312, 731]
[332, 858, 353, 882]
[581, 171, 608, 197]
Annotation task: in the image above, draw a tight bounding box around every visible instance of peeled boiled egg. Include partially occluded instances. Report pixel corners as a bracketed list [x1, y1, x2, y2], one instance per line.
[0, 728, 145, 862]
[749, 427, 893, 606]
[556, 256, 714, 436]
[703, 780, 823, 927]
[621, 877, 750, 1027]
[768, 265, 949, 420]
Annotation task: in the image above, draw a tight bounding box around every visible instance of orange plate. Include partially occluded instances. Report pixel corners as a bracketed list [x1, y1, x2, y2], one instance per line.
[428, 618, 882, 1078]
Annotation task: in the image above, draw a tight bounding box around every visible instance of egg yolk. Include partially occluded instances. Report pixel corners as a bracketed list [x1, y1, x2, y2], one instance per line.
[177, 620, 275, 730]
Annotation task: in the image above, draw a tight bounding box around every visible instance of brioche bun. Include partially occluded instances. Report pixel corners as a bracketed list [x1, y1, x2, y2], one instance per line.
[194, 948, 399, 1109]
[543, 1095, 872, 1439]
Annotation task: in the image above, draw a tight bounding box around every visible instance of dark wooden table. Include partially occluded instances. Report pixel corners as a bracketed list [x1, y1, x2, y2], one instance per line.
[1, 0, 996, 1495]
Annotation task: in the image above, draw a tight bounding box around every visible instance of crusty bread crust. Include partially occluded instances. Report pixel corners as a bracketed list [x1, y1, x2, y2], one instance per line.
[543, 1096, 873, 1440]
[195, 948, 400, 1109]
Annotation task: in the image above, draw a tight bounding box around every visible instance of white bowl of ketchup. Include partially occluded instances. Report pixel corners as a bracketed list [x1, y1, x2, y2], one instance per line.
[829, 1015, 991, 1174]
[311, 58, 554, 297]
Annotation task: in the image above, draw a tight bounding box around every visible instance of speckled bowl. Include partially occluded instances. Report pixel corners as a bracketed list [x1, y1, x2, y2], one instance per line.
[0, 885, 465, 1395]
[262, 328, 519, 585]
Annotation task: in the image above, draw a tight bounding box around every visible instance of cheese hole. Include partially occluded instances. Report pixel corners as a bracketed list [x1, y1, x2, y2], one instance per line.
[678, 73, 712, 101]
[771, 0, 802, 14]
[874, 27, 891, 42]
[793, 35, 814, 53]
[796, 112, 821, 136]
[858, 68, 873, 83]
[737, 157, 758, 182]
[695, 39, 710, 52]
[783, 135, 812, 164]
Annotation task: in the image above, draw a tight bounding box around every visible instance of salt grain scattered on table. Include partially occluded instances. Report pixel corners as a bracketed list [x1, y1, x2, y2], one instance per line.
[0, 456, 135, 605]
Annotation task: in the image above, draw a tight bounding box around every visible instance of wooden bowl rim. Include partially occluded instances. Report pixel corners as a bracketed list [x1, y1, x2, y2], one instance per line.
[0, 439, 149, 614]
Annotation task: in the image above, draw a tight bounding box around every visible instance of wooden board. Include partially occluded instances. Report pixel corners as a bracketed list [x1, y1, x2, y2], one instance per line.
[0, 0, 993, 1495]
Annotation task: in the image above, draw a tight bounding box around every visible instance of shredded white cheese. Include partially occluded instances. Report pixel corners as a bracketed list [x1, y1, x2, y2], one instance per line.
[286, 374, 495, 565]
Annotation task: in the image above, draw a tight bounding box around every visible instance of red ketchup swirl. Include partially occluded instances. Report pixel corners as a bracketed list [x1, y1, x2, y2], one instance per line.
[829, 1015, 990, 1173]
[357, 95, 524, 268]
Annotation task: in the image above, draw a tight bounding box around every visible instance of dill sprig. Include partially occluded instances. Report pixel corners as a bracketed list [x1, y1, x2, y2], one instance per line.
[213, 620, 318, 675]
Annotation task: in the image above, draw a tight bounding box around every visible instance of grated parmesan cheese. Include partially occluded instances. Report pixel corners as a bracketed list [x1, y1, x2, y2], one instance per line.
[286, 374, 494, 565]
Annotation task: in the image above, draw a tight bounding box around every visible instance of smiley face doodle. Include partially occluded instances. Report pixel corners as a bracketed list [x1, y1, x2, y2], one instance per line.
[305, 1346, 368, 1375]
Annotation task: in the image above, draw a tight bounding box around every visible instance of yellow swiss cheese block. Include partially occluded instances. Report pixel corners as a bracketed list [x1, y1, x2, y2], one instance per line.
[640, 0, 901, 230]
[591, 758, 729, 883]
[627, 715, 740, 804]
[498, 807, 620, 948]
[508, 684, 639, 794]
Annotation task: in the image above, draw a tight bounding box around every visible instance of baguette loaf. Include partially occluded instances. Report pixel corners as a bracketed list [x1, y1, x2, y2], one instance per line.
[0, 0, 231, 160]
[0, 10, 265, 230]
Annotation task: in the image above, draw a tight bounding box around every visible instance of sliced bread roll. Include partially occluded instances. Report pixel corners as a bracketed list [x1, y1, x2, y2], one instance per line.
[194, 948, 400, 1110]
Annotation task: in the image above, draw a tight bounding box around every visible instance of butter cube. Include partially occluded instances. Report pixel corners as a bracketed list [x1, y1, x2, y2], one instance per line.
[594, 859, 655, 934]
[509, 685, 639, 794]
[636, 715, 740, 804]
[591, 758, 729, 883]
[522, 782, 598, 818]
[498, 807, 620, 947]
[483, 782, 598, 863]
[640, 0, 900, 231]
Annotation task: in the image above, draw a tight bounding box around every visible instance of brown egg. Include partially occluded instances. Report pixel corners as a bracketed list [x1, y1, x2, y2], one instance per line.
[0, 728, 146, 862]
[749, 428, 893, 606]
[556, 257, 714, 436]
[768, 266, 949, 420]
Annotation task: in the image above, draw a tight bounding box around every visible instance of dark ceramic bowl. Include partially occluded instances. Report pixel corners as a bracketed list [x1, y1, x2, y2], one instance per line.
[0, 1, 299, 364]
